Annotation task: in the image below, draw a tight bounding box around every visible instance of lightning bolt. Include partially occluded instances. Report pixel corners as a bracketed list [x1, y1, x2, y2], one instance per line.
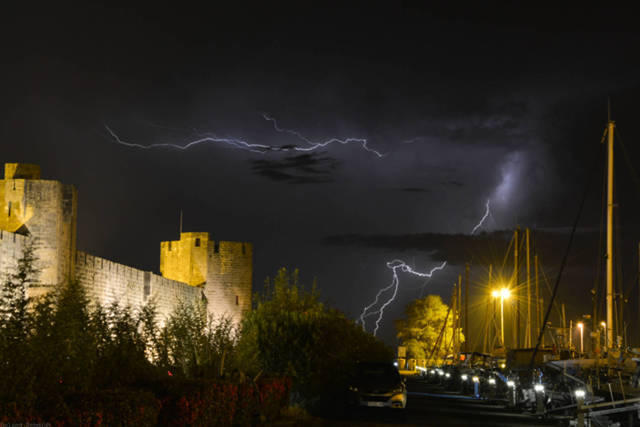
[360, 199, 492, 336]
[105, 114, 385, 157]
[359, 260, 447, 336]
[262, 114, 385, 157]
[104, 125, 272, 154]
[471, 199, 490, 235]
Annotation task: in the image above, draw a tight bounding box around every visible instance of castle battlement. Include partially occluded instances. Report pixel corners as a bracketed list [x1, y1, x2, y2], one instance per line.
[160, 232, 253, 323]
[0, 163, 253, 323]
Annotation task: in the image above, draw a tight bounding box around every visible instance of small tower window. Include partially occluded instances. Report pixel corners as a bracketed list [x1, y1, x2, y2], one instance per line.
[236, 295, 239, 306]
[168, 241, 172, 251]
[195, 238, 201, 247]
[214, 241, 220, 253]
[7, 202, 11, 217]
[242, 244, 246, 255]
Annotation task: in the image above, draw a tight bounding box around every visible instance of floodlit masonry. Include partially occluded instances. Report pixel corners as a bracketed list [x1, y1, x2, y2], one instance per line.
[0, 163, 252, 323]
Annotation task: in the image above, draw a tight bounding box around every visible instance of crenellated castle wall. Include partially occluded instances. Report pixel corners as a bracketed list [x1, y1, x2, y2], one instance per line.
[0, 163, 253, 325]
[75, 251, 203, 321]
[1, 166, 77, 287]
[205, 241, 252, 324]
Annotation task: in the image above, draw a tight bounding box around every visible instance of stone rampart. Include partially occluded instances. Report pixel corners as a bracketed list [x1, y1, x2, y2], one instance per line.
[205, 241, 253, 324]
[0, 229, 28, 276]
[75, 251, 202, 321]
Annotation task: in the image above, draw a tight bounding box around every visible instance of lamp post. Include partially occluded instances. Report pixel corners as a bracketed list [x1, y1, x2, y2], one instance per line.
[492, 288, 511, 347]
[577, 322, 584, 356]
[600, 321, 607, 350]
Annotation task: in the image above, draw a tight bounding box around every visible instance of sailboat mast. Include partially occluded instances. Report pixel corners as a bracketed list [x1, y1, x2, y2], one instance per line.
[606, 118, 615, 350]
[526, 228, 531, 347]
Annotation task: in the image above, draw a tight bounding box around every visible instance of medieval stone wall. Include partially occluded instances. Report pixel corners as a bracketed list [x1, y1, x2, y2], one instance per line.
[205, 241, 253, 324]
[1, 173, 77, 287]
[75, 251, 203, 321]
[0, 229, 28, 277]
[0, 163, 253, 325]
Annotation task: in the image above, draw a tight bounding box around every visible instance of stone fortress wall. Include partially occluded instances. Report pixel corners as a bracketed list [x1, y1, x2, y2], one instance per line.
[205, 240, 253, 324]
[0, 164, 77, 293]
[74, 251, 203, 322]
[160, 232, 253, 324]
[0, 163, 253, 324]
[0, 229, 28, 278]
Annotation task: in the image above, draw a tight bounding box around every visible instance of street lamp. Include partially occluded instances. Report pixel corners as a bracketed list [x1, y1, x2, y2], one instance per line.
[492, 288, 511, 347]
[600, 321, 607, 350]
[576, 322, 584, 356]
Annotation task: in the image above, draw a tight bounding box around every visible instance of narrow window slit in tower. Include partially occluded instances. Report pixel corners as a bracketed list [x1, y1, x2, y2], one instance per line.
[236, 295, 239, 306]
[7, 202, 11, 217]
[195, 238, 201, 247]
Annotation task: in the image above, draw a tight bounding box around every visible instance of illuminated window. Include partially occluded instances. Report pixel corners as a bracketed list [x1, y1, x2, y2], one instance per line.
[195, 238, 200, 247]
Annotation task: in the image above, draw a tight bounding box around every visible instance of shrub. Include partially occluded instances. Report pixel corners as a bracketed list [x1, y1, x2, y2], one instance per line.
[237, 268, 393, 412]
[153, 377, 290, 426]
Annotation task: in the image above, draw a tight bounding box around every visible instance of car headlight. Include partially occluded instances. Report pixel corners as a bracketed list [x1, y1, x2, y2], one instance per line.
[348, 386, 358, 392]
[534, 384, 544, 393]
[461, 374, 468, 381]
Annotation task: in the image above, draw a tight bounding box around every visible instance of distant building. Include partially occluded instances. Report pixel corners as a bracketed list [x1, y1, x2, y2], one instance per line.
[0, 163, 252, 323]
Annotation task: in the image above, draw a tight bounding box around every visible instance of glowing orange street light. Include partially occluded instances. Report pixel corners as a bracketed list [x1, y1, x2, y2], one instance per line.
[576, 322, 584, 355]
[492, 288, 511, 347]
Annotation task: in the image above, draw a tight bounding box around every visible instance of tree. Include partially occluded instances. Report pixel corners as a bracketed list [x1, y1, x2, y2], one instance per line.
[0, 238, 38, 345]
[155, 300, 238, 379]
[0, 239, 39, 413]
[237, 268, 393, 411]
[395, 294, 463, 363]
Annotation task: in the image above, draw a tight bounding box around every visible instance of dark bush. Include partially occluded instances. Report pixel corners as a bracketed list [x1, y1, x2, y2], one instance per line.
[152, 376, 290, 426]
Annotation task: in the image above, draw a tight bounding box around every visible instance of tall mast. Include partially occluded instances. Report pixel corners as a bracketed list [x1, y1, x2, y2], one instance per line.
[464, 263, 469, 353]
[514, 228, 520, 348]
[606, 116, 615, 350]
[526, 228, 531, 347]
[452, 282, 458, 357]
[535, 255, 542, 347]
[458, 274, 462, 355]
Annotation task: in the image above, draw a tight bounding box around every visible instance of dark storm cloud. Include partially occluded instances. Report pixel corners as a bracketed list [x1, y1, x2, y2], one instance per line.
[250, 152, 340, 184]
[325, 231, 513, 264]
[400, 188, 430, 193]
[323, 229, 612, 269]
[4, 3, 640, 346]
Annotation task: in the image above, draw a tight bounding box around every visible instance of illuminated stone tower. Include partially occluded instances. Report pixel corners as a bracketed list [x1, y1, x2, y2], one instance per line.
[0, 163, 78, 296]
[160, 233, 253, 323]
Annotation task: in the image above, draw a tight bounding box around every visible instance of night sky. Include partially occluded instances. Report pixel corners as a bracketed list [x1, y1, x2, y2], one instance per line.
[3, 4, 640, 346]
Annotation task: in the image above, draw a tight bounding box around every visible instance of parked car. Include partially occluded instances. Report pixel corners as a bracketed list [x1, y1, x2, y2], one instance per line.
[348, 362, 407, 409]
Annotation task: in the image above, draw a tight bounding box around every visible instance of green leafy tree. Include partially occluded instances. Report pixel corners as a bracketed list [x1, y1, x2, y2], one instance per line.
[0, 238, 38, 344]
[90, 301, 156, 388]
[395, 294, 463, 363]
[237, 268, 323, 381]
[237, 268, 393, 410]
[155, 300, 238, 379]
[0, 239, 39, 413]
